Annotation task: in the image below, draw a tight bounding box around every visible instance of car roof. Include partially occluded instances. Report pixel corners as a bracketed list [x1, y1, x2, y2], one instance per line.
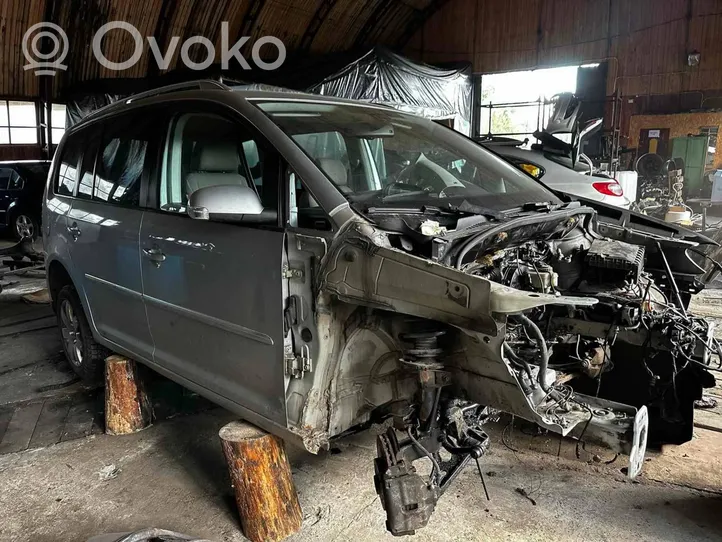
[229, 88, 391, 108]
[72, 80, 398, 132]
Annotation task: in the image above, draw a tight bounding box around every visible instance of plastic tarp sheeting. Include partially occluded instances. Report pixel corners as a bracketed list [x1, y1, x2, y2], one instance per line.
[307, 48, 472, 135]
[66, 94, 123, 128]
[64, 50, 472, 133]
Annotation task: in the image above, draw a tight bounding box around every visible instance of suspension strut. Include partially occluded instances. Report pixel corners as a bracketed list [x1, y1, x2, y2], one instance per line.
[399, 330, 447, 429]
[373, 328, 491, 535]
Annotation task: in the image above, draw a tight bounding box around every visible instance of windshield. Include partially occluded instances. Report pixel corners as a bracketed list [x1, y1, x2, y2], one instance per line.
[255, 100, 560, 215]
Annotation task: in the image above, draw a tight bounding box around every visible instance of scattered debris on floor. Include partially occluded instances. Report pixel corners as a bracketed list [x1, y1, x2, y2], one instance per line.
[695, 396, 718, 409]
[21, 288, 51, 304]
[514, 487, 537, 506]
[98, 464, 121, 481]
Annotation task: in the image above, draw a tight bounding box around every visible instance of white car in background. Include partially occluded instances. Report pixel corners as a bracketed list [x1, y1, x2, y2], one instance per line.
[479, 95, 631, 209]
[482, 139, 632, 209]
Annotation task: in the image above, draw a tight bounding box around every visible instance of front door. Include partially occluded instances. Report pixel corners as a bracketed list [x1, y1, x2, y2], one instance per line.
[140, 108, 287, 424]
[65, 114, 155, 360]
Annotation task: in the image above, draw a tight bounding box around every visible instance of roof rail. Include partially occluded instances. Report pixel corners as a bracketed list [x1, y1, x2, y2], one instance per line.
[84, 80, 229, 121]
[125, 79, 228, 105]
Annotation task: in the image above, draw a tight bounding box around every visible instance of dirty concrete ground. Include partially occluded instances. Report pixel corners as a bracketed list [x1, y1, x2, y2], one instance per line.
[1, 410, 722, 542]
[0, 239, 721, 541]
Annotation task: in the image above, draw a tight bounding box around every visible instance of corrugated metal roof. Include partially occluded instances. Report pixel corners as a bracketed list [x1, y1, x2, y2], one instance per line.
[0, 0, 447, 99]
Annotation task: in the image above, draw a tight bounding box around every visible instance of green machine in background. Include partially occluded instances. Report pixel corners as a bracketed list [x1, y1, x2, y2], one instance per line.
[671, 134, 709, 196]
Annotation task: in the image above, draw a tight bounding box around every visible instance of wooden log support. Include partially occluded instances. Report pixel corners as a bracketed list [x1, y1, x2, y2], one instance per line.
[219, 421, 303, 542]
[104, 355, 152, 435]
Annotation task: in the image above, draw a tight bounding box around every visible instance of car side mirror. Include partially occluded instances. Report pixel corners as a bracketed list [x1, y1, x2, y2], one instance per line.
[187, 185, 263, 222]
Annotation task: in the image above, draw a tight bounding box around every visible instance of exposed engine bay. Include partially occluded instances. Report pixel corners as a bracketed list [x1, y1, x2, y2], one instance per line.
[287, 201, 719, 536]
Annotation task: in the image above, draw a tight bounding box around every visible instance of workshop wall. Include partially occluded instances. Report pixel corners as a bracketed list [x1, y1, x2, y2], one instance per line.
[408, 0, 722, 98]
[629, 111, 722, 168]
[0, 145, 45, 161]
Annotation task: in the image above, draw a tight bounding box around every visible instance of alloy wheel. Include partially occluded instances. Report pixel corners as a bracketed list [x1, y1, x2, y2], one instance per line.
[59, 299, 83, 367]
[15, 214, 33, 239]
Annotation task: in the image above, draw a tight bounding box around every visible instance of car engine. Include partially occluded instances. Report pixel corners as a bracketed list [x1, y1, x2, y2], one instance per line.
[313, 202, 719, 536]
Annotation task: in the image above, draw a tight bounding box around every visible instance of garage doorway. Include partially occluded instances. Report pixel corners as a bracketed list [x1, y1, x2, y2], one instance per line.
[477, 65, 580, 143]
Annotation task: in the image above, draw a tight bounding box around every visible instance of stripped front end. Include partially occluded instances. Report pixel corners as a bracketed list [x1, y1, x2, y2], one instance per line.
[286, 202, 717, 536]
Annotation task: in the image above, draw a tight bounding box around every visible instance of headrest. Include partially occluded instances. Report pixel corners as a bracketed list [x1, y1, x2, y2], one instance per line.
[318, 158, 347, 187]
[197, 141, 240, 172]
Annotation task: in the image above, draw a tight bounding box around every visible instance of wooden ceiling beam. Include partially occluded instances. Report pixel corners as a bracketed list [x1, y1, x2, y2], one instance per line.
[353, 0, 398, 50]
[237, 0, 268, 40]
[299, 0, 341, 51]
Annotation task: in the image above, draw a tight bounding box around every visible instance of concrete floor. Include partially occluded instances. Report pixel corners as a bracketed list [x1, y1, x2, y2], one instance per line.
[0, 237, 721, 541]
[1, 410, 722, 542]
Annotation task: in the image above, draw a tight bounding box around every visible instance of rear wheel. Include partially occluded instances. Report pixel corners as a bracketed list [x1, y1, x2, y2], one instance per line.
[12, 212, 37, 241]
[56, 285, 109, 383]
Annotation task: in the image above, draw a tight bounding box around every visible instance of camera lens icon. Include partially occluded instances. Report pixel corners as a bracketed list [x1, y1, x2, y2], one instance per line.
[22, 22, 69, 76]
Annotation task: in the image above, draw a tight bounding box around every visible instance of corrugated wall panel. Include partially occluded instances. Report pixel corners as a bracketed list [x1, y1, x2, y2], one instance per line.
[410, 0, 722, 98]
[692, 0, 722, 16]
[414, 0, 475, 65]
[474, 0, 540, 72]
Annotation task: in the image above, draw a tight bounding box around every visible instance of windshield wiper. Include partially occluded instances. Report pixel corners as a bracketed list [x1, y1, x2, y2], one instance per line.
[527, 201, 563, 212]
[379, 189, 430, 202]
[364, 205, 459, 216]
[505, 201, 568, 214]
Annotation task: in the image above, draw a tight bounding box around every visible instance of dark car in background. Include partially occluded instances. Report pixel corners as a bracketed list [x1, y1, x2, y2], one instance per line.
[0, 160, 50, 239]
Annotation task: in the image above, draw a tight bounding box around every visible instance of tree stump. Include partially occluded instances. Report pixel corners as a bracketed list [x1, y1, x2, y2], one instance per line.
[219, 421, 302, 542]
[105, 355, 153, 435]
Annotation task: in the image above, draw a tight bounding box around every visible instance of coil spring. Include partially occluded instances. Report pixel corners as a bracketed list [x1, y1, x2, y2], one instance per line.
[400, 330, 445, 362]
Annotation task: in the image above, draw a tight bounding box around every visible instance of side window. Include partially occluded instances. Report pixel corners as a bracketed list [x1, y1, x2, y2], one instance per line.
[0, 168, 12, 190]
[159, 112, 276, 220]
[291, 131, 380, 196]
[242, 139, 262, 188]
[77, 130, 100, 200]
[293, 132, 351, 192]
[287, 168, 333, 231]
[55, 135, 83, 196]
[93, 115, 151, 206]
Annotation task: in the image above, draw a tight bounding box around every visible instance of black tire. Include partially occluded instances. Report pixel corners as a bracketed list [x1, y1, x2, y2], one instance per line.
[56, 284, 109, 383]
[11, 211, 38, 241]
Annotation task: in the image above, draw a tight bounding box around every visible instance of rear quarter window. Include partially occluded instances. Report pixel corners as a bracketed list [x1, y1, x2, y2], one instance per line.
[55, 135, 84, 196]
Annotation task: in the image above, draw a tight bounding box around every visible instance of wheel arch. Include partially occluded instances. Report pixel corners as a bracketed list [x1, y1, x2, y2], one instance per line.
[47, 259, 74, 312]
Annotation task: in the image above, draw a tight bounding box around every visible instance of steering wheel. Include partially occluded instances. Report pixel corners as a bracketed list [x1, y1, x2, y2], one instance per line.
[391, 162, 441, 192]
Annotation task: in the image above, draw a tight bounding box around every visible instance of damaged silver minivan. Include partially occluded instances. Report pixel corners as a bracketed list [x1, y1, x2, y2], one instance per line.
[44, 81, 718, 535]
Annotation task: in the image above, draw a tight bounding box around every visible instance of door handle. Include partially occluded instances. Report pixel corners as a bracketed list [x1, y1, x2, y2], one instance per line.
[142, 247, 166, 267]
[67, 223, 81, 240]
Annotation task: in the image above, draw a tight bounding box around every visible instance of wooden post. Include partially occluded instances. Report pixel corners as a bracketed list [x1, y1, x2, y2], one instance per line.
[219, 421, 302, 542]
[105, 355, 152, 435]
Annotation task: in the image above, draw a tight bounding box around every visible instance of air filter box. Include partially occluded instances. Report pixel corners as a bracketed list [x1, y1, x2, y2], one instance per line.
[585, 239, 645, 282]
